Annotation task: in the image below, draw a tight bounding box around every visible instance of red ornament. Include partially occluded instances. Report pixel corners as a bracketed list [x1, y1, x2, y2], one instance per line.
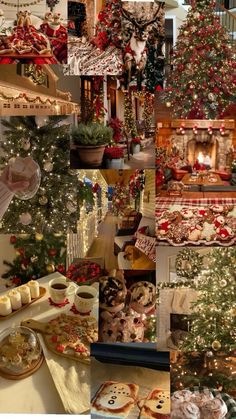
[12, 277, 21, 285]
[155, 85, 163, 92]
[10, 235, 17, 244]
[57, 264, 65, 273]
[16, 248, 25, 256]
[48, 248, 57, 257]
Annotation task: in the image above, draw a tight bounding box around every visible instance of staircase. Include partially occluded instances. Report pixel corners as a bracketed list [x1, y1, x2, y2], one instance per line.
[215, 0, 236, 47]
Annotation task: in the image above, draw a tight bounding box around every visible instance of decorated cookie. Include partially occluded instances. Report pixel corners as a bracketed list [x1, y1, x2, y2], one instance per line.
[200, 396, 227, 419]
[138, 388, 170, 418]
[91, 381, 139, 418]
[224, 216, 236, 233]
[216, 226, 233, 241]
[168, 211, 182, 223]
[168, 223, 189, 244]
[157, 218, 171, 236]
[188, 225, 203, 242]
[100, 310, 144, 343]
[199, 222, 216, 242]
[129, 281, 156, 314]
[214, 215, 225, 229]
[210, 205, 225, 214]
[180, 208, 194, 219]
[170, 401, 200, 419]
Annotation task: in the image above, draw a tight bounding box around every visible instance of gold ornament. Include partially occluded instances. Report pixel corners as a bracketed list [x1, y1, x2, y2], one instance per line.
[46, 264, 55, 273]
[35, 233, 44, 241]
[212, 340, 221, 351]
[193, 94, 198, 100]
[39, 196, 48, 205]
[166, 101, 171, 108]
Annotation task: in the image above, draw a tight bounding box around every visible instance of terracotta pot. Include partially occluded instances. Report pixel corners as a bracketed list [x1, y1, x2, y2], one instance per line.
[76, 145, 105, 167]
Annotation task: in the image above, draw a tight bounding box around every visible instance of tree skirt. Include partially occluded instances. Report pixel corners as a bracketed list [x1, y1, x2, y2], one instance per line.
[65, 38, 123, 75]
[156, 198, 236, 246]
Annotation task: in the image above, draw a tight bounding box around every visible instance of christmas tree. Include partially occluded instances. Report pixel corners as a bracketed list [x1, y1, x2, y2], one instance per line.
[123, 92, 138, 138]
[0, 116, 78, 234]
[164, 0, 236, 119]
[2, 233, 66, 286]
[91, 0, 122, 50]
[181, 248, 236, 353]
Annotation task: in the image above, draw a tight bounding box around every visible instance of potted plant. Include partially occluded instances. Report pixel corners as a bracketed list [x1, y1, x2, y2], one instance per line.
[71, 122, 113, 167]
[104, 146, 124, 169]
[131, 137, 141, 154]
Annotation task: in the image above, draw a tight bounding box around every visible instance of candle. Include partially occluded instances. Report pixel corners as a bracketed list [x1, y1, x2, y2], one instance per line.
[18, 285, 31, 304]
[8, 289, 22, 310]
[28, 280, 40, 298]
[0, 296, 12, 316]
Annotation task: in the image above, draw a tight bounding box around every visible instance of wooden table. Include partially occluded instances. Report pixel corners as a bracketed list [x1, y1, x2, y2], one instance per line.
[158, 190, 204, 199]
[182, 173, 224, 186]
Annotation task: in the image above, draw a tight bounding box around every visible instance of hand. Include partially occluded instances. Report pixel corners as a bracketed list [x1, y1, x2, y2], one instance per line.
[0, 166, 30, 193]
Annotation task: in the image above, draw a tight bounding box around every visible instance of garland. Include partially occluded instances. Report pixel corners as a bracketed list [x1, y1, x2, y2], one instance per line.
[0, 92, 57, 105]
[175, 248, 204, 280]
[0, 0, 43, 6]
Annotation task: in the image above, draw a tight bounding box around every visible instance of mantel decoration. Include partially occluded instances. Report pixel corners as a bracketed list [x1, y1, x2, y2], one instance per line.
[175, 248, 204, 280]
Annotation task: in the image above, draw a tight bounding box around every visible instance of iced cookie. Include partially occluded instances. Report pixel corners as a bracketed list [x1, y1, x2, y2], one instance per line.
[213, 216, 225, 229]
[157, 218, 171, 236]
[100, 310, 144, 343]
[215, 226, 233, 241]
[180, 209, 194, 219]
[91, 381, 139, 418]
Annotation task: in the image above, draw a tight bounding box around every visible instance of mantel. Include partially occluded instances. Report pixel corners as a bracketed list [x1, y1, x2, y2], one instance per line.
[171, 119, 235, 130]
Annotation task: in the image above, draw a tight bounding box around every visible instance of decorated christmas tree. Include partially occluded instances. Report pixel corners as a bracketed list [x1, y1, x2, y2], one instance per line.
[92, 0, 122, 50]
[0, 116, 78, 234]
[181, 248, 236, 352]
[123, 92, 138, 138]
[2, 233, 66, 286]
[164, 0, 236, 119]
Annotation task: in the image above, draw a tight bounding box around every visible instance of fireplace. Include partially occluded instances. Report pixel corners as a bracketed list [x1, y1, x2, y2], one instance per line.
[170, 120, 235, 170]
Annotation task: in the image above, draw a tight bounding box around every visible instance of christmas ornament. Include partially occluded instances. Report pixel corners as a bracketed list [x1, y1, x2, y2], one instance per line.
[166, 101, 171, 108]
[39, 196, 48, 205]
[206, 351, 213, 357]
[66, 202, 77, 213]
[220, 279, 227, 287]
[20, 138, 31, 151]
[43, 161, 53, 172]
[30, 256, 38, 263]
[38, 187, 46, 196]
[175, 248, 203, 279]
[35, 233, 44, 241]
[46, 263, 55, 273]
[19, 212, 32, 225]
[48, 248, 57, 257]
[16, 248, 24, 256]
[10, 235, 17, 244]
[212, 340, 221, 351]
[208, 93, 215, 101]
[54, 232, 63, 237]
[57, 264, 65, 273]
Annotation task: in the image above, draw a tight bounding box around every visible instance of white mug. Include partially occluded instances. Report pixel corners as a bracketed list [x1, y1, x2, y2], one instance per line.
[49, 277, 77, 304]
[74, 285, 98, 314]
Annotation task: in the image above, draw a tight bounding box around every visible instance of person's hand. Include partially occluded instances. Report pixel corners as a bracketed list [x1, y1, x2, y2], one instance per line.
[0, 166, 30, 193]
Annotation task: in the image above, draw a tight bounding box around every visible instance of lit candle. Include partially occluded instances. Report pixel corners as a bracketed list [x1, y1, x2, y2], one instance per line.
[18, 285, 31, 304]
[8, 289, 22, 310]
[28, 280, 40, 298]
[0, 296, 12, 316]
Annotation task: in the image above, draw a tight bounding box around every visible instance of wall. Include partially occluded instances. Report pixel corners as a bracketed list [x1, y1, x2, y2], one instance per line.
[140, 169, 155, 219]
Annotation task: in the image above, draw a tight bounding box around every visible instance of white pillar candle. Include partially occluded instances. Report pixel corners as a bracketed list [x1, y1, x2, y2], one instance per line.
[0, 296, 12, 316]
[18, 285, 31, 304]
[28, 280, 40, 298]
[8, 289, 22, 310]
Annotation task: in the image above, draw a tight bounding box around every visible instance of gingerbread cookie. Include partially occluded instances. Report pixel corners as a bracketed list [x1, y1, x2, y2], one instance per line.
[168, 223, 189, 244]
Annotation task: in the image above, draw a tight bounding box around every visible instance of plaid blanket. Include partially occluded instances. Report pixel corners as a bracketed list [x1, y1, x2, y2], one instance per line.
[156, 197, 236, 217]
[186, 386, 236, 419]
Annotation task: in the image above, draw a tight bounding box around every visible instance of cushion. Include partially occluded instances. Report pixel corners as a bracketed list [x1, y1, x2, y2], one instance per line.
[135, 235, 156, 263]
[137, 216, 155, 236]
[133, 225, 149, 239]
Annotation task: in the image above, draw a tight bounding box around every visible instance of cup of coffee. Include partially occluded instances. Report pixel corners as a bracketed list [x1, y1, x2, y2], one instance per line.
[49, 277, 77, 304]
[74, 285, 98, 314]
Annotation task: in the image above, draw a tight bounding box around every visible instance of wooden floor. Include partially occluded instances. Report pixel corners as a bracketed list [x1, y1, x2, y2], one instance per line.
[86, 214, 119, 271]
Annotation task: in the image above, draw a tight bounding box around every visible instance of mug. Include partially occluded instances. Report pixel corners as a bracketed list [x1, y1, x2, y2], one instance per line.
[74, 285, 98, 314]
[49, 277, 77, 304]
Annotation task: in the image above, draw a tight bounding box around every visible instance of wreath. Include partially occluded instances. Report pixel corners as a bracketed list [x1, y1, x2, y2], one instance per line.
[175, 248, 203, 279]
